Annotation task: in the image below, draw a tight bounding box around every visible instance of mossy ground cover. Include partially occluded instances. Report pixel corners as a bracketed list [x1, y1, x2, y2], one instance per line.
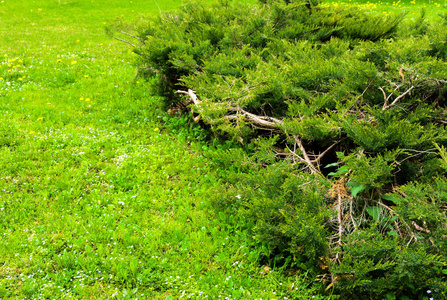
[0, 0, 445, 299]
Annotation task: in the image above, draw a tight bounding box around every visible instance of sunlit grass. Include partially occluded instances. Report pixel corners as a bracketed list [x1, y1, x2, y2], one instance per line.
[323, 0, 447, 20]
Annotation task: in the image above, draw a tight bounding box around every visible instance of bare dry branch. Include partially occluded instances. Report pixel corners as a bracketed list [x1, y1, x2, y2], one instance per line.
[373, 200, 395, 213]
[293, 136, 320, 174]
[313, 140, 343, 163]
[286, 144, 306, 165]
[397, 148, 437, 165]
[378, 86, 389, 107]
[382, 85, 415, 110]
[113, 37, 138, 48]
[328, 179, 353, 248]
[113, 28, 143, 44]
[406, 234, 415, 247]
[412, 221, 431, 233]
[349, 198, 358, 232]
[178, 89, 283, 130]
[177, 89, 201, 105]
[227, 108, 282, 129]
[387, 85, 415, 107]
[337, 192, 344, 246]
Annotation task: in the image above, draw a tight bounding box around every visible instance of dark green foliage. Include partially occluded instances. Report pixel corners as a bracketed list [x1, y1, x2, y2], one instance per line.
[125, 0, 447, 297]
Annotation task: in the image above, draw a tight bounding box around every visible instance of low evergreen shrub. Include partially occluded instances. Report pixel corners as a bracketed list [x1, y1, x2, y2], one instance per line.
[113, 0, 447, 297]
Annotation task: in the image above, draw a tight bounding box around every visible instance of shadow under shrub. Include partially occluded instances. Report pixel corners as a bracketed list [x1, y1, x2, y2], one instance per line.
[115, 0, 447, 297]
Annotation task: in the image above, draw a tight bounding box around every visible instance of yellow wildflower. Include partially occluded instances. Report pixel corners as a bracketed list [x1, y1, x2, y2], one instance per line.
[154, 127, 159, 132]
[80, 97, 84, 100]
[84, 75, 89, 78]
[0, 77, 3, 81]
[29, 131, 35, 134]
[140, 170, 146, 174]
[71, 61, 77, 65]
[18, 78, 23, 81]
[85, 98, 90, 102]
[37, 117, 43, 121]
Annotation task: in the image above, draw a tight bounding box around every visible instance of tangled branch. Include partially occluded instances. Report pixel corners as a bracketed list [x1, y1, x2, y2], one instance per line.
[176, 89, 334, 174]
[379, 85, 415, 110]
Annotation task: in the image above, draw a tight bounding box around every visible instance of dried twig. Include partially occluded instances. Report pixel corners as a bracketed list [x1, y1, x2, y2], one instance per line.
[412, 221, 431, 234]
[386, 86, 415, 108]
[113, 28, 143, 44]
[227, 107, 282, 129]
[378, 86, 392, 107]
[178, 89, 283, 130]
[381, 85, 415, 110]
[328, 179, 352, 248]
[406, 234, 415, 247]
[286, 144, 306, 165]
[312, 140, 343, 163]
[373, 200, 395, 213]
[113, 37, 138, 48]
[153, 0, 163, 19]
[349, 198, 357, 232]
[337, 192, 344, 246]
[177, 89, 201, 105]
[293, 136, 319, 174]
[397, 148, 437, 165]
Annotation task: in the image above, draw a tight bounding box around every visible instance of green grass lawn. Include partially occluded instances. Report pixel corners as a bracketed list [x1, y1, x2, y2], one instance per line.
[324, 0, 447, 21]
[0, 0, 445, 299]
